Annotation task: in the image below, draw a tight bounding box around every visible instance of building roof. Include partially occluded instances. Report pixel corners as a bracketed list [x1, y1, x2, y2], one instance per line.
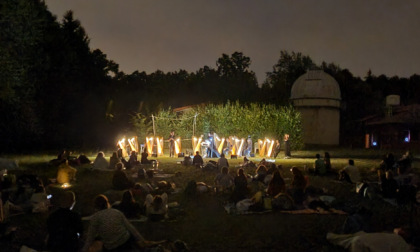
[361, 104, 420, 126]
[290, 70, 341, 100]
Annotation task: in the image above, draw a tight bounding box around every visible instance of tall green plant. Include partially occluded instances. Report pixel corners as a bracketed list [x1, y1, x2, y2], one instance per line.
[132, 102, 303, 150]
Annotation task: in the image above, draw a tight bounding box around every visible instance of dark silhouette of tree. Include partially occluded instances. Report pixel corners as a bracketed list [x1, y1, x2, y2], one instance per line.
[0, 2, 120, 151]
[0, 0, 60, 151]
[2, 1, 420, 152]
[216, 52, 259, 103]
[263, 51, 315, 105]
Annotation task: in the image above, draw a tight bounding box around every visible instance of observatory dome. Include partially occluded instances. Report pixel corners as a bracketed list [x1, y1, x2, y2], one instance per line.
[290, 70, 341, 101]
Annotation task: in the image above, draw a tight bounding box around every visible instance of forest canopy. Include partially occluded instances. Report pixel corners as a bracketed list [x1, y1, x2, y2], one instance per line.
[1, 0, 420, 152]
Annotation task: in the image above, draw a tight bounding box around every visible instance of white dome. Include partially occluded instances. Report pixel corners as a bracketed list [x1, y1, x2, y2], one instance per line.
[290, 70, 341, 100]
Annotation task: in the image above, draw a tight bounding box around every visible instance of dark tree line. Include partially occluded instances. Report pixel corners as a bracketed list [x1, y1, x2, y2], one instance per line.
[1, 0, 420, 152]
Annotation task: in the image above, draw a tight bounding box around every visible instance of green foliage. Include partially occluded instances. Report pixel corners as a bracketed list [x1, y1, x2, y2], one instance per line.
[130, 113, 153, 143]
[133, 102, 303, 150]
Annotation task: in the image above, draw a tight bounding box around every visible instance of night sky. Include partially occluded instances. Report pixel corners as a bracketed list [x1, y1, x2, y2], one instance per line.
[45, 0, 420, 83]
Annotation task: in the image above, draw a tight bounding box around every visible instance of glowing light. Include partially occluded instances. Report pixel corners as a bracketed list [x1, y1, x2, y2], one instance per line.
[259, 139, 266, 157]
[117, 138, 128, 157]
[156, 137, 163, 155]
[175, 138, 181, 154]
[237, 138, 245, 156]
[372, 141, 377, 146]
[217, 138, 225, 154]
[146, 137, 154, 155]
[193, 137, 202, 153]
[128, 137, 137, 152]
[404, 137, 409, 142]
[267, 139, 275, 157]
[61, 183, 71, 188]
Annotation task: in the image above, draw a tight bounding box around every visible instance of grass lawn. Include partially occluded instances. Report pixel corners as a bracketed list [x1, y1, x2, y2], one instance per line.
[1, 148, 419, 251]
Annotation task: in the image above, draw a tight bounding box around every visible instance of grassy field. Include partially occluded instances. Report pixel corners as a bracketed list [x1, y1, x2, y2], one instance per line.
[1, 148, 419, 251]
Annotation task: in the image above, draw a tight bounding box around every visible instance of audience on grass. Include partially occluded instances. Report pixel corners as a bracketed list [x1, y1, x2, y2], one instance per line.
[82, 194, 152, 252]
[182, 155, 192, 166]
[241, 157, 256, 168]
[130, 183, 148, 203]
[109, 152, 120, 170]
[217, 153, 229, 170]
[379, 153, 396, 172]
[192, 151, 204, 168]
[57, 161, 77, 184]
[145, 193, 168, 221]
[77, 154, 91, 165]
[112, 163, 134, 191]
[141, 148, 155, 165]
[324, 152, 332, 173]
[327, 230, 411, 252]
[231, 168, 249, 203]
[397, 151, 413, 175]
[339, 159, 361, 184]
[47, 191, 83, 252]
[92, 152, 109, 170]
[214, 166, 234, 193]
[288, 167, 308, 205]
[128, 151, 140, 169]
[313, 154, 326, 175]
[29, 182, 49, 213]
[254, 164, 268, 183]
[264, 163, 278, 185]
[378, 170, 399, 199]
[267, 170, 286, 197]
[113, 190, 143, 219]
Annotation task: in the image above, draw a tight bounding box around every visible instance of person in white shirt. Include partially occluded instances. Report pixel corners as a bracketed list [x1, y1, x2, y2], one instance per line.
[339, 159, 361, 184]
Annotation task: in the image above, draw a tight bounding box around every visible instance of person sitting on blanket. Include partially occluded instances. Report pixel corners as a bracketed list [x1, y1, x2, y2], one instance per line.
[112, 162, 134, 191]
[192, 151, 204, 168]
[231, 168, 249, 203]
[92, 151, 109, 170]
[267, 170, 286, 197]
[288, 167, 308, 205]
[378, 170, 398, 199]
[113, 190, 143, 219]
[141, 148, 156, 165]
[217, 153, 229, 170]
[338, 159, 361, 184]
[145, 193, 168, 221]
[327, 229, 412, 252]
[312, 153, 326, 175]
[82, 194, 159, 252]
[214, 166, 234, 193]
[240, 157, 255, 168]
[254, 164, 268, 183]
[47, 191, 83, 252]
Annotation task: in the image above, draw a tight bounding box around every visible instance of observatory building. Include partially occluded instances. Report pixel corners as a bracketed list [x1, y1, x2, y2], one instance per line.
[290, 70, 341, 145]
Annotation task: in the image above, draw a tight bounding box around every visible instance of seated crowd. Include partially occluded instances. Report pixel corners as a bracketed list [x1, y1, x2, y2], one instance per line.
[0, 148, 418, 251]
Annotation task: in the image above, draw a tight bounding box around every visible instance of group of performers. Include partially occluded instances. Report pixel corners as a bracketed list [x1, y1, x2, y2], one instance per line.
[118, 131, 291, 159]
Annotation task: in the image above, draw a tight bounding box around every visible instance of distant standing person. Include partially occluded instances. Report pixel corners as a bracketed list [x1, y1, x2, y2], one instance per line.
[284, 134, 291, 158]
[168, 131, 176, 157]
[245, 136, 252, 157]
